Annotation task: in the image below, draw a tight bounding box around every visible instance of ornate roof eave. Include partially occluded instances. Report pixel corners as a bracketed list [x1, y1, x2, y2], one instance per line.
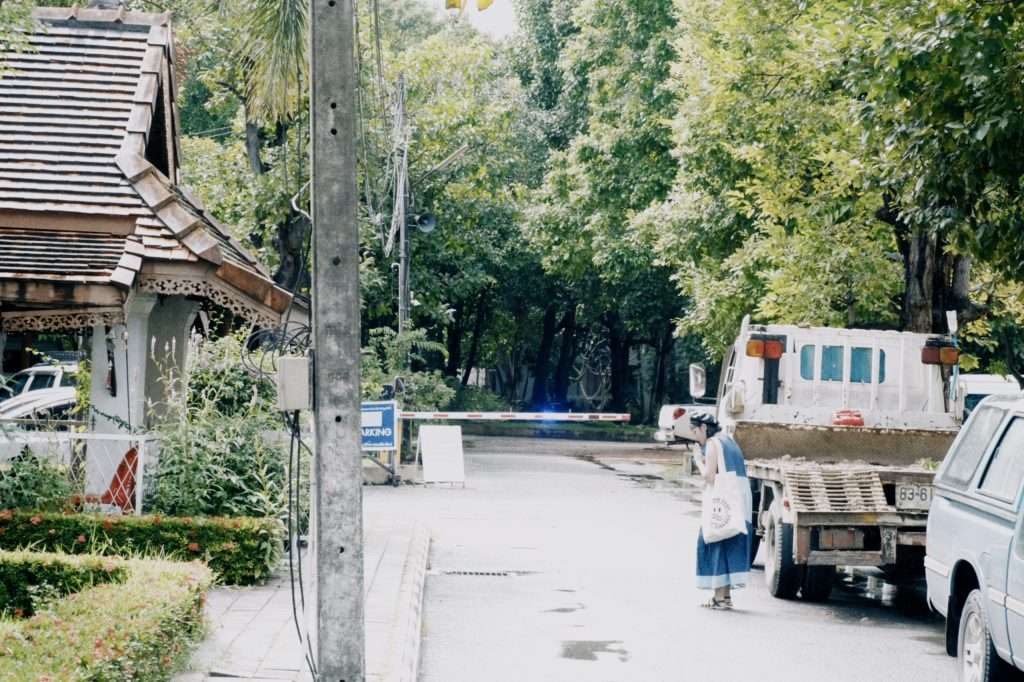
[0, 306, 125, 333]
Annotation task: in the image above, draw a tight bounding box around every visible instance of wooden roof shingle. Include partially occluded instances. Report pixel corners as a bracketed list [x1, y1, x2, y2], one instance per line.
[0, 18, 151, 216]
[0, 7, 292, 326]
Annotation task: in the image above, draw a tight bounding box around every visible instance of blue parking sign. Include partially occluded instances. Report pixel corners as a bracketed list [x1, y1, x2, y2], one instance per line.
[361, 401, 398, 451]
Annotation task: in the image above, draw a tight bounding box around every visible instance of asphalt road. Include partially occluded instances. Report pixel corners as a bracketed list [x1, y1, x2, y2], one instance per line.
[381, 436, 958, 682]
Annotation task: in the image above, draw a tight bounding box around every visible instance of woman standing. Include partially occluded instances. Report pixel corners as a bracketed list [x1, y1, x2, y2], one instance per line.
[691, 413, 752, 610]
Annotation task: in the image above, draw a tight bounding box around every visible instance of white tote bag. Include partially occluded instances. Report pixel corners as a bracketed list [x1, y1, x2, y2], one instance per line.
[701, 445, 749, 543]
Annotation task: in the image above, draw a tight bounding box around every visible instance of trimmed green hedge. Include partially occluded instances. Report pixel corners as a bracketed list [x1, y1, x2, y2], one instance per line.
[0, 511, 283, 585]
[0, 550, 212, 680]
[0, 550, 128, 617]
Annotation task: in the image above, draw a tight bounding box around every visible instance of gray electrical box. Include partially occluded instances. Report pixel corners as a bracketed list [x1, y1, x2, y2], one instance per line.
[276, 355, 311, 411]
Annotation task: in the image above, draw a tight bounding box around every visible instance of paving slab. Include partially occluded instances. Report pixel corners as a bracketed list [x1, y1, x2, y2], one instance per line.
[175, 514, 430, 682]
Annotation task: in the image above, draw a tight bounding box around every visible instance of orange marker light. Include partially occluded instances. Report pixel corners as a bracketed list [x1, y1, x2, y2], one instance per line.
[764, 340, 784, 360]
[746, 339, 765, 357]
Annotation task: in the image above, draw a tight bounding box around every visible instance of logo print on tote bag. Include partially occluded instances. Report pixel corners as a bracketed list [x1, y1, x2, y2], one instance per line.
[710, 498, 731, 529]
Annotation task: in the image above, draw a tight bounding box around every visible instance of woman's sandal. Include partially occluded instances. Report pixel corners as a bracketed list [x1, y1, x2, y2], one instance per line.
[700, 597, 729, 610]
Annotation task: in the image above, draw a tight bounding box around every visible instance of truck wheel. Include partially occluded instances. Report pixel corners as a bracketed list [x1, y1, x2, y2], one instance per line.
[801, 566, 835, 602]
[764, 503, 800, 599]
[958, 589, 1014, 682]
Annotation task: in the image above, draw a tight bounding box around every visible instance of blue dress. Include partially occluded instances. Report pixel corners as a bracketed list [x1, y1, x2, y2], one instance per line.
[696, 435, 753, 590]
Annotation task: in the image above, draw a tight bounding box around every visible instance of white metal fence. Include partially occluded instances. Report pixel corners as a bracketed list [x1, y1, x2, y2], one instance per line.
[0, 424, 159, 515]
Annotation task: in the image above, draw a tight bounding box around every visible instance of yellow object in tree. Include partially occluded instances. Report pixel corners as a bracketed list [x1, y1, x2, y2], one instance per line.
[446, 0, 493, 9]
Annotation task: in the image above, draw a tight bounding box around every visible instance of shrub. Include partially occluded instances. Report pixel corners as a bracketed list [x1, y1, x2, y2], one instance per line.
[0, 550, 212, 681]
[447, 384, 510, 411]
[0, 511, 282, 585]
[0, 550, 127, 617]
[0, 452, 73, 512]
[149, 333, 288, 521]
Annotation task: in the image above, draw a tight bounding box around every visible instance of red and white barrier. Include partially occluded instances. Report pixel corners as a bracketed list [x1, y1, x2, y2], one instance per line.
[397, 411, 631, 423]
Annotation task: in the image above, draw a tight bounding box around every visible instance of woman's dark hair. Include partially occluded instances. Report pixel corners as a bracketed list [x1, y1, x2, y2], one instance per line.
[690, 412, 721, 437]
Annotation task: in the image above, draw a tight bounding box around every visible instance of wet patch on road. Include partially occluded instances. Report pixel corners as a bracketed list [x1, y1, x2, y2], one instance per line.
[560, 640, 630, 663]
[574, 454, 618, 471]
[544, 602, 585, 614]
[823, 570, 943, 628]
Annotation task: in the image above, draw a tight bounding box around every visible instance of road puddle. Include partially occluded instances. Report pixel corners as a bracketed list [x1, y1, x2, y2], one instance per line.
[825, 569, 941, 627]
[560, 640, 630, 662]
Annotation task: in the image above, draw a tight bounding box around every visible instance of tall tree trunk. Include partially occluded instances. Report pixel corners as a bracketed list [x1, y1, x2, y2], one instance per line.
[445, 303, 464, 377]
[272, 212, 311, 292]
[904, 229, 939, 333]
[531, 304, 558, 408]
[607, 313, 631, 413]
[244, 119, 265, 175]
[461, 294, 489, 387]
[652, 326, 673, 421]
[552, 304, 577, 405]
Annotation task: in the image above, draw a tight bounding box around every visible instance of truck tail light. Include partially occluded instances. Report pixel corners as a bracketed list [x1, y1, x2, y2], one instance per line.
[922, 341, 960, 366]
[764, 340, 784, 360]
[746, 339, 765, 357]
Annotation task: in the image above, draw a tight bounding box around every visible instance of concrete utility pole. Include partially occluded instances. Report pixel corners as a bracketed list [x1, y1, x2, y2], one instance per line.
[310, 0, 364, 678]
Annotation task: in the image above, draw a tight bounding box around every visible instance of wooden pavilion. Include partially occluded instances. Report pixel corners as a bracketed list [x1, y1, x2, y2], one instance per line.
[0, 5, 291, 434]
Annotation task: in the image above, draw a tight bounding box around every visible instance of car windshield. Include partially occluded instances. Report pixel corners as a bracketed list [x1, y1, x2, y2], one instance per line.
[4, 372, 31, 397]
[26, 373, 55, 391]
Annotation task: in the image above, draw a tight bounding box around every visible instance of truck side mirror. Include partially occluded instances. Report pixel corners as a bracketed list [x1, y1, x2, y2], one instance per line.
[689, 363, 707, 399]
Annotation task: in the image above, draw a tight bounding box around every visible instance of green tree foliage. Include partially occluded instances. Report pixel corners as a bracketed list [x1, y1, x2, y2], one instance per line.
[0, 0, 33, 66]
[644, 0, 903, 354]
[845, 0, 1024, 277]
[523, 0, 683, 411]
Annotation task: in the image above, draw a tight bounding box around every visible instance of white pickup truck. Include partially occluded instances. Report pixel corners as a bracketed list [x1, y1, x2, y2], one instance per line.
[661, 316, 975, 601]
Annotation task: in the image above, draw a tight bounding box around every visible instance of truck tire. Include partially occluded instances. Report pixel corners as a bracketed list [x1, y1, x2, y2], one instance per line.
[764, 503, 800, 599]
[958, 589, 1014, 682]
[801, 566, 835, 602]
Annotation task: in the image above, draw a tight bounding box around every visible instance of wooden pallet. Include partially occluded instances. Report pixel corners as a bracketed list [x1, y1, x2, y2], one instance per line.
[782, 466, 891, 513]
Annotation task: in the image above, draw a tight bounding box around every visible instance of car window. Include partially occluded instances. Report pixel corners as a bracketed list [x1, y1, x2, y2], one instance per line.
[821, 346, 844, 382]
[979, 417, 1024, 503]
[851, 347, 872, 384]
[939, 405, 1006, 489]
[6, 372, 30, 396]
[59, 373, 76, 388]
[27, 374, 55, 391]
[800, 345, 814, 381]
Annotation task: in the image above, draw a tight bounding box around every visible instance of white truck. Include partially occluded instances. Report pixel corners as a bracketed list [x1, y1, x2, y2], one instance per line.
[661, 316, 972, 601]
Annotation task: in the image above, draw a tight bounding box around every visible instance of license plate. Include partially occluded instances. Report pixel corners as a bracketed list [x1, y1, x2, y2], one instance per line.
[896, 484, 932, 510]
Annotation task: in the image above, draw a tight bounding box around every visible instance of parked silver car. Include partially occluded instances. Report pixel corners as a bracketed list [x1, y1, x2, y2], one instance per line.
[0, 362, 77, 401]
[926, 393, 1024, 681]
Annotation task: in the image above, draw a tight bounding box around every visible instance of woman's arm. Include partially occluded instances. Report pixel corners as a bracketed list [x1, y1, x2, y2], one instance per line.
[703, 438, 721, 486]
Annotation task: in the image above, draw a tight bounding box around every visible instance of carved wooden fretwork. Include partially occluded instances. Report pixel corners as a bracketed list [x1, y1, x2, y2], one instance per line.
[137, 276, 279, 328]
[0, 307, 125, 332]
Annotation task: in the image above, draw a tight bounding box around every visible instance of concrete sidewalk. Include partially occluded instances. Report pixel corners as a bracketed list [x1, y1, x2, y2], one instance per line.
[174, 517, 430, 682]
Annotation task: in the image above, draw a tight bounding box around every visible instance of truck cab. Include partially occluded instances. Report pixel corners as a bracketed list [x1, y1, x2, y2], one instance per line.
[716, 316, 962, 465]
